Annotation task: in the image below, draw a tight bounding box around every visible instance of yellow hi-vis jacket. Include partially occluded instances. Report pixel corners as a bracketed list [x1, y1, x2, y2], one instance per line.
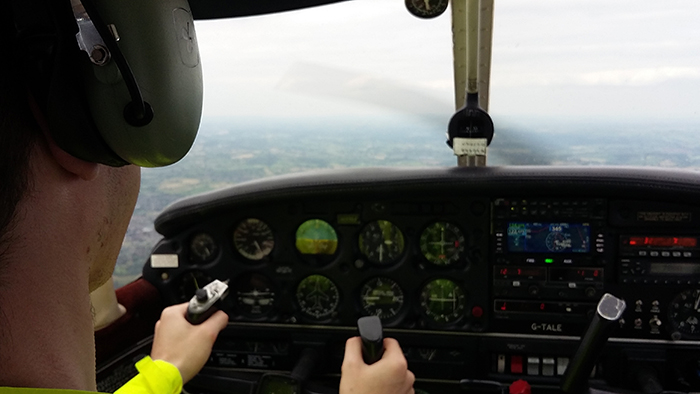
[0, 356, 182, 394]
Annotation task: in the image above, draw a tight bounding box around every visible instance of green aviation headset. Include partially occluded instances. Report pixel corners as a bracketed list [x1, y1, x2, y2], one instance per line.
[8, 0, 202, 167]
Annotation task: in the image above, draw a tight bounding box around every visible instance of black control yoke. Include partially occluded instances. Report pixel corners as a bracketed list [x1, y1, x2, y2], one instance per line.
[561, 293, 627, 394]
[357, 316, 385, 365]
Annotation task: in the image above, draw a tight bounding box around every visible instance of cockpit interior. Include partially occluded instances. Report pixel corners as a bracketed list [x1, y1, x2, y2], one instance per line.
[91, 1, 700, 394]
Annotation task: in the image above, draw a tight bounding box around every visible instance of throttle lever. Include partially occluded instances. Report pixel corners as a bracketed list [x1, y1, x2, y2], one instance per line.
[561, 293, 626, 394]
[357, 316, 384, 365]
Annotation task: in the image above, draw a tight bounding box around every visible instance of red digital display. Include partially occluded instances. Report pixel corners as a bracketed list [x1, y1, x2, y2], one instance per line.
[495, 266, 547, 280]
[494, 300, 594, 315]
[627, 236, 697, 248]
[550, 268, 603, 282]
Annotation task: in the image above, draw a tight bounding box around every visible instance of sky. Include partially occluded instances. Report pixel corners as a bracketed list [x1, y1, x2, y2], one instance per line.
[193, 0, 700, 125]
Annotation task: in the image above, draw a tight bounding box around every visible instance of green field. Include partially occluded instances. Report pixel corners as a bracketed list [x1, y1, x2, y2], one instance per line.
[113, 117, 700, 287]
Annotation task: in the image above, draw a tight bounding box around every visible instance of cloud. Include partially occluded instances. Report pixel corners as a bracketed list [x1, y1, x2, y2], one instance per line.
[577, 67, 700, 86]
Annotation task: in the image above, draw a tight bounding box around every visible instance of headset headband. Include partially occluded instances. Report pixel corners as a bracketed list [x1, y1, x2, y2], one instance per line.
[9, 0, 204, 167]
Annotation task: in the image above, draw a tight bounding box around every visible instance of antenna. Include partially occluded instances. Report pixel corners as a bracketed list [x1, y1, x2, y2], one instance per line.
[446, 0, 495, 167]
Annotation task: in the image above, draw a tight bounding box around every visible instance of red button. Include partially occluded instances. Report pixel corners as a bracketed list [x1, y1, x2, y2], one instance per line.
[509, 379, 531, 394]
[471, 306, 484, 318]
[510, 355, 523, 374]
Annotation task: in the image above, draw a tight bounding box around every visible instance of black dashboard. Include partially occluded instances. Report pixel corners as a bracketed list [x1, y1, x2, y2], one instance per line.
[98, 166, 700, 393]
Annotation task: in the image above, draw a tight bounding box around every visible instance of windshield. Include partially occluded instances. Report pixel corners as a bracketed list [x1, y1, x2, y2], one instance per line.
[113, 0, 700, 287]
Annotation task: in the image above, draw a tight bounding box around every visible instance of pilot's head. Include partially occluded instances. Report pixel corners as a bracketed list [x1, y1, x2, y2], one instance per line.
[0, 2, 40, 263]
[0, 0, 204, 290]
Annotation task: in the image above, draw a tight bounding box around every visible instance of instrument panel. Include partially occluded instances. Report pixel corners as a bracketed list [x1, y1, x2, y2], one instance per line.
[136, 167, 700, 392]
[148, 195, 491, 331]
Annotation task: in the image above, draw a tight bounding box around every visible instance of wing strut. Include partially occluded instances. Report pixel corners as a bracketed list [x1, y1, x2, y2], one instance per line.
[447, 0, 495, 167]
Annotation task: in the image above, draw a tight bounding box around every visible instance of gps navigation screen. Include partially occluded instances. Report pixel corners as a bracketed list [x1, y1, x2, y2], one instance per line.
[507, 222, 590, 253]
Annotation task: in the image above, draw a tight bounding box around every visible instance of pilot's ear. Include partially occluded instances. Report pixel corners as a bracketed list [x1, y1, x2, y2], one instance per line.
[27, 91, 100, 181]
[46, 138, 100, 181]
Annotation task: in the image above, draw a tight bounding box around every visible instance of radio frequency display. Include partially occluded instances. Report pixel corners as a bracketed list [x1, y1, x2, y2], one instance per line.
[507, 222, 590, 253]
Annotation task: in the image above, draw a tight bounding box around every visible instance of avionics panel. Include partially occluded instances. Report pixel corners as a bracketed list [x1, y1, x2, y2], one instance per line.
[507, 222, 590, 254]
[491, 198, 611, 338]
[619, 234, 700, 285]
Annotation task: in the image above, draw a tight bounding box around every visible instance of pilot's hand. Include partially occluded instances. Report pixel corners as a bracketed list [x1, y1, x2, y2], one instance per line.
[150, 303, 228, 383]
[340, 337, 415, 394]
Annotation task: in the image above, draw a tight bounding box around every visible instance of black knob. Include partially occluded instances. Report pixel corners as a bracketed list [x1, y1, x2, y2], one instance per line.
[195, 288, 208, 302]
[357, 316, 384, 365]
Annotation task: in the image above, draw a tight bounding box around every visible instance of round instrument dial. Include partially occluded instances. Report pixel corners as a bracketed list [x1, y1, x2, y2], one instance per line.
[405, 0, 449, 19]
[233, 218, 275, 261]
[296, 275, 340, 320]
[358, 220, 405, 265]
[296, 220, 338, 255]
[545, 231, 569, 252]
[235, 273, 276, 316]
[420, 278, 466, 325]
[189, 233, 218, 263]
[419, 222, 465, 266]
[360, 277, 405, 321]
[177, 271, 212, 302]
[669, 289, 700, 338]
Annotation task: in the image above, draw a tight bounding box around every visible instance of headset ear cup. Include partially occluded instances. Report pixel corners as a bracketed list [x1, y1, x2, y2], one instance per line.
[46, 33, 128, 167]
[83, 0, 202, 167]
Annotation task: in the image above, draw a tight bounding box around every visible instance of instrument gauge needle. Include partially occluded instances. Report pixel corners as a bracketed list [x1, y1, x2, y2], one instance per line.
[694, 293, 700, 311]
[423, 0, 431, 10]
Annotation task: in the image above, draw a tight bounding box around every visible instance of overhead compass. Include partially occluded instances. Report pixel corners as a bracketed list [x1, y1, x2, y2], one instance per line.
[233, 218, 275, 261]
[405, 0, 449, 19]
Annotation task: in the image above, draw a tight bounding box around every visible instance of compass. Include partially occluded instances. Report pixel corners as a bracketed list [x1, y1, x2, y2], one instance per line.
[669, 289, 700, 339]
[405, 0, 449, 19]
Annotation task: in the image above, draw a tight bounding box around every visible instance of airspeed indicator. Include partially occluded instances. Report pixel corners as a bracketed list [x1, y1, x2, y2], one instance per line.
[233, 218, 275, 261]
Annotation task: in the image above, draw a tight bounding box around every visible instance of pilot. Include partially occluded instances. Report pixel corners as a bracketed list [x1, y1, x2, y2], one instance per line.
[0, 0, 414, 393]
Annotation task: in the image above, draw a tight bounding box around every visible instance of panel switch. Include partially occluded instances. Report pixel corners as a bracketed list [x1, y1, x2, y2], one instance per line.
[542, 357, 555, 376]
[557, 357, 569, 376]
[527, 357, 540, 376]
[497, 354, 506, 374]
[511, 355, 523, 374]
